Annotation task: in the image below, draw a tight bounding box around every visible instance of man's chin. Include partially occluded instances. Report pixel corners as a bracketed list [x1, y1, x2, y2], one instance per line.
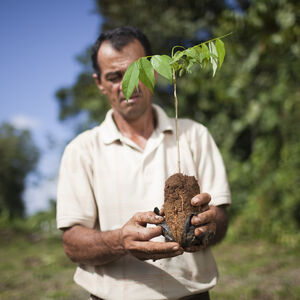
[120, 105, 148, 122]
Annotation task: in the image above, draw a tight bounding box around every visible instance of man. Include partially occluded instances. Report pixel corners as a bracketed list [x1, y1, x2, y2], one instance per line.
[57, 26, 231, 300]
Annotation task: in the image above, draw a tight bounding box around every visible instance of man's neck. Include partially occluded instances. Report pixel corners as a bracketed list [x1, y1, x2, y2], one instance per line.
[112, 109, 155, 150]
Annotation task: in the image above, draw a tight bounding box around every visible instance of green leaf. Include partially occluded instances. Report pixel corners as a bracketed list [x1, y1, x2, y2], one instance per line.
[179, 68, 185, 77]
[151, 55, 173, 83]
[208, 42, 218, 77]
[197, 43, 211, 66]
[138, 57, 154, 93]
[201, 43, 210, 57]
[215, 38, 225, 68]
[193, 47, 204, 65]
[184, 47, 198, 60]
[170, 51, 184, 64]
[186, 58, 197, 73]
[122, 60, 140, 100]
[171, 50, 190, 74]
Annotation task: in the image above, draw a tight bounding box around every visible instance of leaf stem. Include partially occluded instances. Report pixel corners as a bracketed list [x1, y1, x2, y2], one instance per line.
[170, 33, 232, 58]
[190, 32, 233, 51]
[171, 45, 186, 57]
[173, 68, 181, 174]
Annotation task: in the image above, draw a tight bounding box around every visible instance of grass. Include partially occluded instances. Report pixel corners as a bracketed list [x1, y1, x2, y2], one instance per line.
[0, 228, 88, 300]
[211, 240, 300, 299]
[0, 226, 299, 300]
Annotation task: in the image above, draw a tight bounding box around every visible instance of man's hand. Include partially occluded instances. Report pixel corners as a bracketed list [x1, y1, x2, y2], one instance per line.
[185, 193, 228, 252]
[121, 211, 183, 261]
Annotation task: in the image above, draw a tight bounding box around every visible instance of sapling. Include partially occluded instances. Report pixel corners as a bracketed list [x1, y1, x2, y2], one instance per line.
[122, 34, 230, 248]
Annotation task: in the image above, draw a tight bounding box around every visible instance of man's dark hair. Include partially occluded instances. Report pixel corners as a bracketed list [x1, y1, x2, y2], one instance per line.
[91, 26, 152, 80]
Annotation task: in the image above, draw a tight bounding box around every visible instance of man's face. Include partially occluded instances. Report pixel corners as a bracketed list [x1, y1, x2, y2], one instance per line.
[94, 39, 153, 122]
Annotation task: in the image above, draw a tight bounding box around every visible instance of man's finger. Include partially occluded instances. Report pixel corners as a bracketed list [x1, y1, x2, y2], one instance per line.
[184, 245, 204, 253]
[128, 241, 181, 254]
[138, 225, 162, 240]
[191, 209, 214, 226]
[199, 204, 210, 212]
[133, 211, 164, 225]
[194, 225, 210, 237]
[159, 205, 164, 216]
[131, 249, 184, 261]
[191, 193, 211, 207]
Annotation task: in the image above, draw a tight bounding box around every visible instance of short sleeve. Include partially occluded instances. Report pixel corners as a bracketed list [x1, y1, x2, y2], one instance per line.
[56, 141, 97, 229]
[193, 125, 231, 206]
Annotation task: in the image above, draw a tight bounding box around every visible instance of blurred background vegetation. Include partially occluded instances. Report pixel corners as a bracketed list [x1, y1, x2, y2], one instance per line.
[1, 0, 299, 299]
[0, 123, 39, 219]
[56, 0, 300, 246]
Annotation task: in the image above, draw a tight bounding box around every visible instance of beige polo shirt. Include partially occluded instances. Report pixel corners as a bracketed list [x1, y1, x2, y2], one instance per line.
[57, 104, 231, 300]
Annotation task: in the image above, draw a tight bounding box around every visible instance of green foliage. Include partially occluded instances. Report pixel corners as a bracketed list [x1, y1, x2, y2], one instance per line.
[215, 38, 225, 67]
[0, 200, 57, 237]
[122, 36, 228, 100]
[0, 123, 39, 219]
[139, 57, 155, 92]
[55, 0, 300, 245]
[151, 55, 172, 83]
[122, 60, 140, 100]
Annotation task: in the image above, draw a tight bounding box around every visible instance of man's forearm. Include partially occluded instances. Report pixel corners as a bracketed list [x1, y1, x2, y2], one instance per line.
[62, 212, 183, 266]
[62, 225, 126, 266]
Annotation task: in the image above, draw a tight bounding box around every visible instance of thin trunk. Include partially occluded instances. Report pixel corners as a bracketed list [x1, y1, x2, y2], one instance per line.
[173, 68, 181, 174]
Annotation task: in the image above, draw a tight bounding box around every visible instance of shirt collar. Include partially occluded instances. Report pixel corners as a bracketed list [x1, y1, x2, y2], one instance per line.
[100, 104, 174, 145]
[100, 109, 122, 144]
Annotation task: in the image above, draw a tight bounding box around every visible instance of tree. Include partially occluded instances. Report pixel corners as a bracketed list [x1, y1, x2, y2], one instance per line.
[56, 0, 241, 126]
[55, 0, 300, 245]
[0, 123, 39, 219]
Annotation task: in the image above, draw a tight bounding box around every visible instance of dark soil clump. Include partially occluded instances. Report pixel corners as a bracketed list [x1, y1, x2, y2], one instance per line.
[164, 173, 201, 245]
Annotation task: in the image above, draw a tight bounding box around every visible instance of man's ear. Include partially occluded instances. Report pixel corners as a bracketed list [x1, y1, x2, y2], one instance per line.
[93, 73, 106, 95]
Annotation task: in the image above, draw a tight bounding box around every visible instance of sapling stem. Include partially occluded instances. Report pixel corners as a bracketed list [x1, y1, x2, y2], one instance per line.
[172, 68, 181, 174]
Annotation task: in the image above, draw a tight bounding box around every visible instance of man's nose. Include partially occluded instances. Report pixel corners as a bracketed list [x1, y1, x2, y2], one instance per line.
[118, 79, 124, 93]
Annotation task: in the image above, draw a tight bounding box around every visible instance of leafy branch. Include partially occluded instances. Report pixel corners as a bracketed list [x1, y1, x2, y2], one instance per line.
[122, 33, 230, 173]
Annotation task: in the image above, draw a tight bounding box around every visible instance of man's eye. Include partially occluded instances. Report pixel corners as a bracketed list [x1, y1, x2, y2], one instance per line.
[107, 75, 121, 83]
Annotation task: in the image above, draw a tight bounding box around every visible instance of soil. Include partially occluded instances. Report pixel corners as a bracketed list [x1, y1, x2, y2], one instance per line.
[164, 173, 201, 245]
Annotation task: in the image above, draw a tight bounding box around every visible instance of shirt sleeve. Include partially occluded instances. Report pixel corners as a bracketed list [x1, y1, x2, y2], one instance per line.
[56, 140, 97, 229]
[193, 124, 231, 206]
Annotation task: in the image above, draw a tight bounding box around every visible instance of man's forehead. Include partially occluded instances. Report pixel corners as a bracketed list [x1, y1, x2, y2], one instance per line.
[97, 39, 145, 71]
[98, 41, 120, 58]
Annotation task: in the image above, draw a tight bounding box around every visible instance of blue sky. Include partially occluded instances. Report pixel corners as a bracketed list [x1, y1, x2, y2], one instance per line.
[0, 0, 101, 214]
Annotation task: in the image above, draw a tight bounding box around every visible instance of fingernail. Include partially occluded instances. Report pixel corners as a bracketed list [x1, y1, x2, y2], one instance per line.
[193, 217, 200, 224]
[196, 228, 203, 235]
[155, 215, 163, 220]
[191, 197, 198, 205]
[172, 246, 179, 250]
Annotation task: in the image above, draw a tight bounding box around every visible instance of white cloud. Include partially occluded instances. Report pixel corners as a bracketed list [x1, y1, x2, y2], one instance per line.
[10, 114, 40, 130]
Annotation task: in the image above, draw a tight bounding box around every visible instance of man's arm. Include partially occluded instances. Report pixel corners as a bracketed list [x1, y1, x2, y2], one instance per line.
[62, 225, 125, 265]
[62, 211, 183, 266]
